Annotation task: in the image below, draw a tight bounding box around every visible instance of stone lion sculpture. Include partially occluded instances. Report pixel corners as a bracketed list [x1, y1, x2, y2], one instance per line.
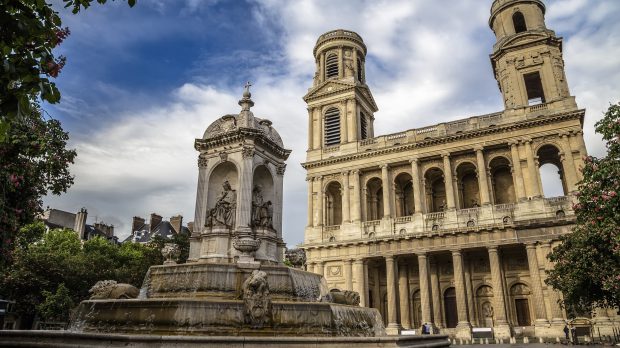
[328, 289, 360, 306]
[242, 270, 272, 328]
[89, 280, 139, 300]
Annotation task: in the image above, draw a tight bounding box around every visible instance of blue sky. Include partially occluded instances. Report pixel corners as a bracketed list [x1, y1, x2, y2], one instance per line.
[44, 0, 620, 246]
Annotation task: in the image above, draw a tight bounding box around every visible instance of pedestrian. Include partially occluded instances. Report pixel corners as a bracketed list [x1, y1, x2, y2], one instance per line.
[563, 325, 569, 340]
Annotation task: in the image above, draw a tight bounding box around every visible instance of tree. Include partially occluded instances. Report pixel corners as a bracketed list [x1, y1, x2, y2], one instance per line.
[0, 109, 76, 266]
[0, 226, 162, 327]
[0, 0, 135, 138]
[546, 102, 620, 313]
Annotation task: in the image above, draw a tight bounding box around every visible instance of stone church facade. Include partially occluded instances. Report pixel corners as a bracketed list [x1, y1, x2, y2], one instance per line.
[300, 0, 617, 340]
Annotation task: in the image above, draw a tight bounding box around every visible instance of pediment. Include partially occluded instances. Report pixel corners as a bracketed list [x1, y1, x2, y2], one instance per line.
[303, 80, 355, 101]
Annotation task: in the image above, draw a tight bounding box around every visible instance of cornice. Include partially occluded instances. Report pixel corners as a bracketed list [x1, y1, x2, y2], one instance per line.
[195, 128, 292, 160]
[301, 109, 584, 169]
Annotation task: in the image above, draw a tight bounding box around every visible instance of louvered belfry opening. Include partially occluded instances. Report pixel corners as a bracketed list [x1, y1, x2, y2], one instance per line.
[360, 111, 368, 140]
[324, 107, 341, 146]
[325, 53, 339, 78]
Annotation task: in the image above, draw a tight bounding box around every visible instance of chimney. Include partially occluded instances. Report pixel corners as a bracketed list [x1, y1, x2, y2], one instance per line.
[132, 216, 145, 233]
[73, 207, 87, 240]
[170, 215, 183, 234]
[108, 224, 114, 238]
[150, 213, 163, 233]
[187, 221, 195, 234]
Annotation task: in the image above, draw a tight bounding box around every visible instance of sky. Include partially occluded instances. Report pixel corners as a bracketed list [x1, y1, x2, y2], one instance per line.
[43, 0, 620, 247]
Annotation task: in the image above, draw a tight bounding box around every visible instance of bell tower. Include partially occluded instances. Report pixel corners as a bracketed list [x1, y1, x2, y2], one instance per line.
[304, 29, 378, 152]
[489, 0, 576, 111]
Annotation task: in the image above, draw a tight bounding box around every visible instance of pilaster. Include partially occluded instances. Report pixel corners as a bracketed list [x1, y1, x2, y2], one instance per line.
[316, 176, 324, 226]
[351, 170, 361, 222]
[306, 178, 313, 227]
[344, 259, 353, 291]
[353, 259, 367, 307]
[430, 258, 443, 329]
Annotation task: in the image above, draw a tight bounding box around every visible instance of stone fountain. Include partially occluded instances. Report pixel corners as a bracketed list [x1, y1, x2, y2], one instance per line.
[0, 84, 450, 348]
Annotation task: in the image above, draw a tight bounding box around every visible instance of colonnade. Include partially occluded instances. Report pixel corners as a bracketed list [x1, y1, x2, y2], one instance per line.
[307, 136, 583, 227]
[307, 241, 565, 338]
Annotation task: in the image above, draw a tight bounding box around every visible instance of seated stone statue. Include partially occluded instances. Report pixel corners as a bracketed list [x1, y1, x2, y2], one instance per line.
[89, 280, 139, 300]
[251, 185, 273, 228]
[207, 180, 236, 228]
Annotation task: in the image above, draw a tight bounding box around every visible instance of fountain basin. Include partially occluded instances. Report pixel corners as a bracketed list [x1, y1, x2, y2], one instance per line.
[143, 263, 326, 302]
[71, 298, 385, 337]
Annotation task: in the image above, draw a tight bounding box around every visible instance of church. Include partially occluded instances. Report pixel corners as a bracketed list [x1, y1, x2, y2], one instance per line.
[300, 0, 617, 340]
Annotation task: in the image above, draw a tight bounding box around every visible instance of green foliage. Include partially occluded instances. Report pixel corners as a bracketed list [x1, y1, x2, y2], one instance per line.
[0, 0, 136, 138]
[546, 102, 620, 313]
[0, 110, 76, 266]
[14, 221, 46, 250]
[36, 283, 74, 322]
[0, 228, 166, 325]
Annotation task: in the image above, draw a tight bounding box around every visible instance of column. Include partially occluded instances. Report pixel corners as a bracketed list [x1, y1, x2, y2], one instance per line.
[307, 178, 314, 227]
[385, 255, 401, 334]
[509, 142, 526, 200]
[574, 131, 587, 181]
[316, 261, 325, 277]
[235, 153, 254, 232]
[373, 265, 382, 310]
[524, 140, 542, 197]
[381, 164, 392, 219]
[342, 171, 351, 222]
[417, 253, 433, 329]
[452, 250, 472, 338]
[410, 158, 424, 213]
[560, 133, 578, 192]
[539, 242, 564, 323]
[442, 154, 456, 209]
[430, 258, 443, 329]
[316, 176, 324, 226]
[319, 53, 325, 82]
[475, 147, 491, 205]
[353, 259, 367, 308]
[398, 261, 412, 329]
[307, 108, 314, 149]
[351, 170, 361, 222]
[344, 259, 353, 291]
[488, 246, 511, 338]
[313, 108, 321, 149]
[464, 258, 476, 324]
[525, 243, 549, 324]
[348, 99, 358, 142]
[364, 260, 370, 307]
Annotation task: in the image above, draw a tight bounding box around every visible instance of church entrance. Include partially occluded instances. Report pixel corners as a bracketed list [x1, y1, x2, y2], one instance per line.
[515, 299, 531, 326]
[444, 287, 458, 328]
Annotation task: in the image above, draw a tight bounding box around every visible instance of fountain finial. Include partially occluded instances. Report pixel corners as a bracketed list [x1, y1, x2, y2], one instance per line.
[239, 81, 254, 111]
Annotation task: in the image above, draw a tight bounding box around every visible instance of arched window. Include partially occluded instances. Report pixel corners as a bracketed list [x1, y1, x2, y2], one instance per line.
[325, 53, 339, 79]
[394, 173, 414, 216]
[489, 157, 516, 204]
[456, 162, 480, 209]
[365, 178, 383, 221]
[325, 181, 343, 225]
[513, 11, 527, 33]
[537, 145, 567, 197]
[425, 168, 446, 213]
[357, 57, 363, 82]
[324, 108, 341, 146]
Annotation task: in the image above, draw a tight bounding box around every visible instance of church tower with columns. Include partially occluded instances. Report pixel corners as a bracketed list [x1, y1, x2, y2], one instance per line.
[301, 0, 615, 341]
[304, 30, 379, 162]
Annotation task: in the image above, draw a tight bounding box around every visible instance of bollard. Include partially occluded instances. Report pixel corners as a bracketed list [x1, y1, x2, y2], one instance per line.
[539, 337, 544, 344]
[484, 338, 489, 344]
[556, 337, 560, 343]
[523, 336, 529, 344]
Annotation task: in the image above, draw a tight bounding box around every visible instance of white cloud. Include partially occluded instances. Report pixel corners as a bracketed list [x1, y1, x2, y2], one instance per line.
[45, 0, 620, 247]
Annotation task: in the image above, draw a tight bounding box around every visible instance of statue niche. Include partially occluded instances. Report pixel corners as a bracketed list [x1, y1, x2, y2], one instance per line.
[252, 185, 273, 228]
[206, 180, 237, 228]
